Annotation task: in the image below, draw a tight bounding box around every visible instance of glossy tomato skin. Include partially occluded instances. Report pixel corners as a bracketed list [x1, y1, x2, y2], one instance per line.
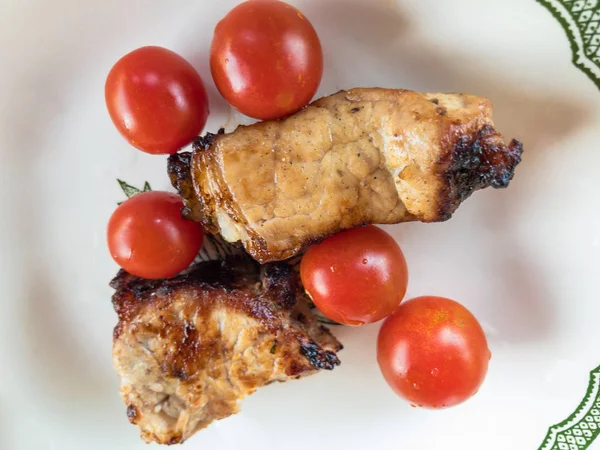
[300, 225, 408, 326]
[377, 296, 490, 408]
[210, 0, 323, 120]
[107, 191, 204, 279]
[105, 46, 209, 154]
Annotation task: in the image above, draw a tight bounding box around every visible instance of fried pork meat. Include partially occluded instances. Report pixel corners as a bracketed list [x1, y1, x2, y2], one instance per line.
[169, 88, 523, 263]
[111, 258, 341, 444]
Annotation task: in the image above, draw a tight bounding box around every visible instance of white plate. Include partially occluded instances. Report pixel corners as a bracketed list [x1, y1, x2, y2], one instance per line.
[1, 1, 599, 449]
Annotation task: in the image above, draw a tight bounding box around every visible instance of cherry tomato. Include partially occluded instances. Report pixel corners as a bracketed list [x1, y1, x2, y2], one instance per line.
[300, 225, 408, 326]
[377, 296, 491, 408]
[107, 191, 204, 279]
[105, 46, 209, 154]
[210, 0, 323, 120]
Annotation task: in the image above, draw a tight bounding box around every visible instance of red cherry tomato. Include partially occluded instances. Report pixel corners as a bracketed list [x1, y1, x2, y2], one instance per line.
[210, 0, 323, 120]
[107, 191, 204, 279]
[105, 46, 209, 154]
[300, 226, 408, 326]
[377, 296, 491, 408]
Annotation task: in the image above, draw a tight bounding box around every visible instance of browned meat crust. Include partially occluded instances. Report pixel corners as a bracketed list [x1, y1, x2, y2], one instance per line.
[111, 258, 341, 444]
[168, 88, 523, 263]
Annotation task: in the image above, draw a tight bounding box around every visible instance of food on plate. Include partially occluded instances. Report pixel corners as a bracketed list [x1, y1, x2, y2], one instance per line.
[107, 191, 204, 279]
[168, 88, 523, 264]
[210, 0, 322, 119]
[111, 258, 341, 444]
[105, 46, 209, 154]
[300, 225, 408, 325]
[377, 296, 490, 408]
[106, 5, 517, 431]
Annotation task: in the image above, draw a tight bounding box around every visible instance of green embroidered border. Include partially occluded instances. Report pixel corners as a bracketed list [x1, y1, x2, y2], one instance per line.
[534, 0, 600, 90]
[538, 365, 600, 450]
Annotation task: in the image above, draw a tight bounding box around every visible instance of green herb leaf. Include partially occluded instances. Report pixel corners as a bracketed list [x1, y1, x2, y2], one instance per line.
[117, 179, 152, 205]
[117, 179, 142, 198]
[305, 299, 341, 325]
[317, 316, 341, 326]
[196, 233, 245, 262]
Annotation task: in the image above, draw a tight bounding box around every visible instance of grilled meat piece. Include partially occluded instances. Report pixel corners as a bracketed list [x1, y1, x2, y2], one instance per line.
[111, 258, 341, 445]
[168, 88, 523, 263]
